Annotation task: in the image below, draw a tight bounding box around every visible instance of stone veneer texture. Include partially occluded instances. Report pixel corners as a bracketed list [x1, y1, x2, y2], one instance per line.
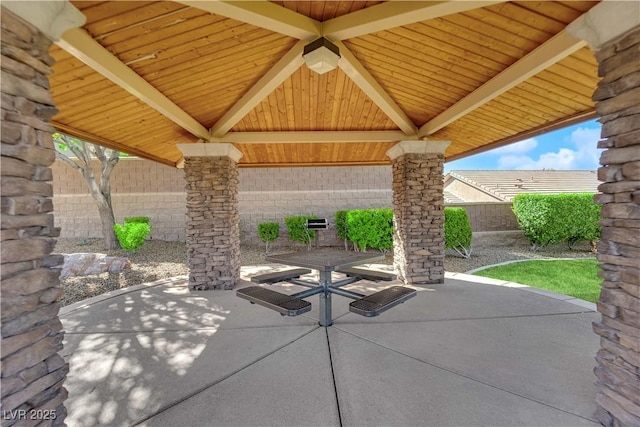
[591, 25, 640, 427]
[183, 156, 240, 290]
[391, 153, 445, 285]
[1, 9, 69, 426]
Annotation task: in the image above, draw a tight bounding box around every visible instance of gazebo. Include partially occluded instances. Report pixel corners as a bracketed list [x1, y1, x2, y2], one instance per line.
[1, 1, 638, 425]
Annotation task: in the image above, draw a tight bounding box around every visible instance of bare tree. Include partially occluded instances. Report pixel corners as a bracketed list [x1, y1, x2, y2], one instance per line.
[54, 133, 121, 250]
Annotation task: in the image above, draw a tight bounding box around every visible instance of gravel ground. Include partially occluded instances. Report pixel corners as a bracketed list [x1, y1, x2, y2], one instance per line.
[55, 238, 596, 307]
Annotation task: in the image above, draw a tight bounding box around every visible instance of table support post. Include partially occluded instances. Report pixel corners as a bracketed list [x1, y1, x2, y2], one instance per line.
[318, 270, 332, 327]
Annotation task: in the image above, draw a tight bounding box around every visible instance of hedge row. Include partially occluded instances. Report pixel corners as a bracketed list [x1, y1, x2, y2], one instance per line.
[261, 208, 473, 255]
[512, 193, 600, 249]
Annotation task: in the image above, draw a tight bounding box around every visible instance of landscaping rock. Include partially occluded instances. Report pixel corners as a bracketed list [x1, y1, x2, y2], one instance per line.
[60, 253, 131, 278]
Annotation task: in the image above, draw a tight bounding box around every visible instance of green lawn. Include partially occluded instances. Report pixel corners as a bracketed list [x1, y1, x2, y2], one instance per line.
[473, 259, 601, 303]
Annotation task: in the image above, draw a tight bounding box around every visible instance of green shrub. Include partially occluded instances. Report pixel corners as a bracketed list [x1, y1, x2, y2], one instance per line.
[114, 222, 151, 252]
[346, 209, 393, 252]
[335, 210, 349, 250]
[124, 216, 150, 224]
[444, 207, 472, 258]
[258, 222, 279, 253]
[512, 193, 601, 250]
[284, 215, 317, 249]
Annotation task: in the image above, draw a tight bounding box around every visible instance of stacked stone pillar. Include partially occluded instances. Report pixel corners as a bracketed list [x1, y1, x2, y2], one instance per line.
[387, 141, 450, 285]
[177, 144, 241, 290]
[1, 3, 85, 426]
[567, 3, 640, 426]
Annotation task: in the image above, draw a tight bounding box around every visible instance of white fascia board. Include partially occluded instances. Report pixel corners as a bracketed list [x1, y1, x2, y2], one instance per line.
[213, 130, 413, 144]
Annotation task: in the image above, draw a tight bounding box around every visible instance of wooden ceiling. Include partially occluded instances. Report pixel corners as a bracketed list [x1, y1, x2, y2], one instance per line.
[49, 1, 600, 168]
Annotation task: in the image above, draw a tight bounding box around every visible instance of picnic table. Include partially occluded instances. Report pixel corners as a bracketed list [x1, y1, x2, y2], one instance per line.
[237, 249, 415, 326]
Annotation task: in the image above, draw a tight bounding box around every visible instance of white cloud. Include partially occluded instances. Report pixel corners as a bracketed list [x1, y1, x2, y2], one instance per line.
[495, 126, 601, 170]
[490, 138, 537, 155]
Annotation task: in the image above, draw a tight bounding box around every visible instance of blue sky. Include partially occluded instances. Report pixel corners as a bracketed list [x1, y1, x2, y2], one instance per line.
[444, 119, 602, 173]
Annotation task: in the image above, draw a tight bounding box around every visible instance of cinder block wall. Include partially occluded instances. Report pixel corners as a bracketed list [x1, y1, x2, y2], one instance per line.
[51, 159, 395, 246]
[51, 158, 521, 245]
[447, 202, 519, 232]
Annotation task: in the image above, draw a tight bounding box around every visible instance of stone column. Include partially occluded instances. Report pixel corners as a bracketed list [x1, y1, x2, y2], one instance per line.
[387, 140, 450, 285]
[567, 3, 640, 426]
[1, 2, 85, 426]
[177, 143, 242, 290]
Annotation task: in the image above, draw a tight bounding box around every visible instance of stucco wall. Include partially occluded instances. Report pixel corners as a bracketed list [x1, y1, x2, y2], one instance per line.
[51, 158, 519, 246]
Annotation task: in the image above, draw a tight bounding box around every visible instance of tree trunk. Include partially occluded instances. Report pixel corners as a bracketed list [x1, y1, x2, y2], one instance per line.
[97, 199, 119, 250]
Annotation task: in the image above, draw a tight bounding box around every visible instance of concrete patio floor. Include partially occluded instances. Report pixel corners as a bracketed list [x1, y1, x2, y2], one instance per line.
[59, 265, 600, 427]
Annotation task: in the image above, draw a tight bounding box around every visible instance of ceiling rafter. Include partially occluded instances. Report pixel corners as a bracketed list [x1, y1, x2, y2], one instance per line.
[209, 40, 307, 138]
[178, 1, 420, 139]
[335, 41, 417, 136]
[176, 0, 321, 40]
[419, 30, 587, 137]
[211, 130, 410, 144]
[52, 121, 177, 166]
[323, 1, 506, 41]
[56, 28, 210, 141]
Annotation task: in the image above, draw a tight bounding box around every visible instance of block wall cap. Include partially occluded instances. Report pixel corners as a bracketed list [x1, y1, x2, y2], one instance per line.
[386, 140, 451, 159]
[567, 1, 640, 50]
[177, 143, 243, 162]
[2, 1, 86, 41]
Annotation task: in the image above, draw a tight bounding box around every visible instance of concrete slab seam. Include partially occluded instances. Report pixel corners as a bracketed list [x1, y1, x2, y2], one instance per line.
[132, 325, 321, 426]
[331, 326, 598, 424]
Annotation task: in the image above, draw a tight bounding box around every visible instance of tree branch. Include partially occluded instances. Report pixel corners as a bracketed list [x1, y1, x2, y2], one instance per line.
[55, 150, 83, 172]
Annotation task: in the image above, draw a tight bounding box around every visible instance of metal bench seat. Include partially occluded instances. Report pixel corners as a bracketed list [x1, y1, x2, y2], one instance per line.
[337, 267, 396, 282]
[237, 286, 311, 316]
[349, 286, 416, 317]
[250, 268, 312, 284]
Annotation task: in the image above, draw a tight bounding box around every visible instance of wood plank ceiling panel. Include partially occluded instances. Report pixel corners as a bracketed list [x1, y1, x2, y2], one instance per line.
[232, 67, 398, 132]
[237, 142, 397, 166]
[435, 47, 598, 160]
[72, 1, 298, 129]
[270, 1, 384, 21]
[344, 1, 598, 129]
[50, 47, 194, 165]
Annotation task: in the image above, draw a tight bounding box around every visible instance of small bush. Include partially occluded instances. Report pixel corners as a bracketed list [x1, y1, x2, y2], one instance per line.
[335, 210, 349, 250]
[346, 209, 393, 252]
[124, 216, 150, 224]
[444, 207, 472, 258]
[284, 215, 317, 249]
[258, 222, 279, 253]
[114, 222, 151, 252]
[512, 193, 601, 250]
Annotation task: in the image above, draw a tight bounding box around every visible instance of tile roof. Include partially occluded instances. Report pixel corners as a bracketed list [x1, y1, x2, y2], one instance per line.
[443, 190, 466, 204]
[445, 170, 599, 202]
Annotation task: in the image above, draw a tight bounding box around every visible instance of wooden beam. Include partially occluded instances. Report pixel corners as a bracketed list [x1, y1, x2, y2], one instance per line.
[210, 40, 307, 138]
[176, 1, 320, 40]
[56, 28, 210, 141]
[238, 160, 390, 168]
[52, 121, 179, 167]
[335, 41, 417, 135]
[444, 109, 597, 162]
[213, 130, 412, 144]
[323, 1, 504, 41]
[419, 30, 587, 137]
